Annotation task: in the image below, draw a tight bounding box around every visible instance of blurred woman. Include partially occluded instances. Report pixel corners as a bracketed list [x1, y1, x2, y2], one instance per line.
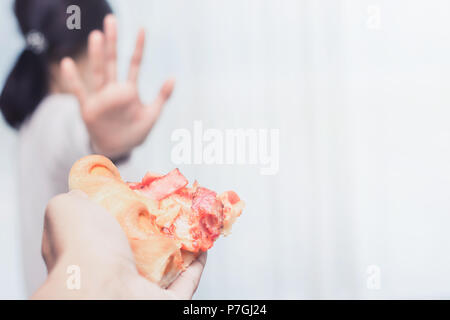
[0, 0, 174, 295]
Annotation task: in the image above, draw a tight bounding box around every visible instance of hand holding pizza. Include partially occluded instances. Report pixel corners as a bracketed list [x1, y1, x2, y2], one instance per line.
[61, 14, 174, 159]
[34, 190, 206, 300]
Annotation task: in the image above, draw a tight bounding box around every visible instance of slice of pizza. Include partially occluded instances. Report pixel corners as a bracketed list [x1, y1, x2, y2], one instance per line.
[68, 155, 244, 288]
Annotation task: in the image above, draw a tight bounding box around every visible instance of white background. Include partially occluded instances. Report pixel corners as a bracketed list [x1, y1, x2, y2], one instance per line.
[1, 0, 450, 299]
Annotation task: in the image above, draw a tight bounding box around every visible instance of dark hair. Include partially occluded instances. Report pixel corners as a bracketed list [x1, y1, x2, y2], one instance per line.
[0, 0, 112, 129]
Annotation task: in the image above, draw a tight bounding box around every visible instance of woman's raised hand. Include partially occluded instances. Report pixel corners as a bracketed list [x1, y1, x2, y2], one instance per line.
[61, 14, 175, 159]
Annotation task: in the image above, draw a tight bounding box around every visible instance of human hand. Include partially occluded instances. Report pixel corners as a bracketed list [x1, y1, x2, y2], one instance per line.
[33, 191, 206, 300]
[61, 14, 175, 159]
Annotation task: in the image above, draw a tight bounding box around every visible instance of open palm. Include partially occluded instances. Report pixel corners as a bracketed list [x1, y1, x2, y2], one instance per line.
[61, 15, 174, 159]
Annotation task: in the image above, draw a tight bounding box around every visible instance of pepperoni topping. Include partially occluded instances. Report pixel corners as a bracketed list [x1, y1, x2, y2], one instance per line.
[141, 171, 162, 185]
[129, 168, 188, 201]
[192, 188, 218, 215]
[226, 191, 240, 205]
[127, 169, 241, 253]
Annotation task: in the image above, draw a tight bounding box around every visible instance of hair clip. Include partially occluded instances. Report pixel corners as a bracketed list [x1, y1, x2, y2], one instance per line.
[25, 30, 48, 54]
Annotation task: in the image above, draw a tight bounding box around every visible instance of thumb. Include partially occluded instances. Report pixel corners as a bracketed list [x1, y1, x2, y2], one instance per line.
[166, 252, 207, 299]
[144, 78, 175, 124]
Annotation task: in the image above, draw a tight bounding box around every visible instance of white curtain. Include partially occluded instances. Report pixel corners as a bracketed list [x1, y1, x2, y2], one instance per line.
[2, 0, 450, 299]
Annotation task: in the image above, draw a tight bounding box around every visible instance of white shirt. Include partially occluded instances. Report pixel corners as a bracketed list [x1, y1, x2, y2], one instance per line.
[18, 94, 129, 296]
